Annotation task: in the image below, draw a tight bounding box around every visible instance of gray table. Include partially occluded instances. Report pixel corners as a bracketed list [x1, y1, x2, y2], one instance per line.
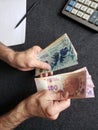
[0, 0, 98, 130]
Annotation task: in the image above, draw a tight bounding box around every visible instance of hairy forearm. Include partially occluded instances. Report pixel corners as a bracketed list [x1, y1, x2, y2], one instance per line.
[0, 42, 15, 65]
[0, 101, 30, 130]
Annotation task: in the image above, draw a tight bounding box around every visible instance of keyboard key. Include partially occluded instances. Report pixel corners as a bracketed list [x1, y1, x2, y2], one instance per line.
[77, 11, 84, 17]
[65, 5, 73, 12]
[86, 8, 94, 15]
[84, 0, 91, 6]
[71, 8, 78, 14]
[78, 0, 85, 3]
[80, 5, 88, 11]
[90, 2, 98, 9]
[89, 11, 98, 24]
[95, 20, 98, 26]
[69, 0, 76, 7]
[82, 13, 90, 20]
[75, 3, 82, 9]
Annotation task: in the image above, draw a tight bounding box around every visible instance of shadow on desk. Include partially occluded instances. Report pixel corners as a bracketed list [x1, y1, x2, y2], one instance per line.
[0, 60, 36, 115]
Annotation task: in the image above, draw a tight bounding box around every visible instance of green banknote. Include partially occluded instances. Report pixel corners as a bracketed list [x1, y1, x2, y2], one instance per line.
[35, 33, 78, 76]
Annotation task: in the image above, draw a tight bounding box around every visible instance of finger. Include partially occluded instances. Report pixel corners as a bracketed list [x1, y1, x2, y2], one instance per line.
[18, 67, 34, 71]
[47, 99, 71, 117]
[49, 91, 69, 101]
[54, 99, 71, 112]
[48, 113, 59, 120]
[32, 46, 43, 54]
[57, 99, 71, 111]
[60, 91, 69, 100]
[62, 91, 70, 99]
[48, 71, 53, 76]
[35, 61, 51, 70]
[38, 90, 61, 101]
[47, 91, 62, 101]
[40, 71, 53, 77]
[40, 73, 43, 77]
[40, 73, 48, 77]
[48, 92, 70, 112]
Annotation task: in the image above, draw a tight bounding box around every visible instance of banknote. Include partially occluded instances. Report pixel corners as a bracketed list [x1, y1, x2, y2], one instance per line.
[35, 67, 95, 99]
[35, 33, 78, 76]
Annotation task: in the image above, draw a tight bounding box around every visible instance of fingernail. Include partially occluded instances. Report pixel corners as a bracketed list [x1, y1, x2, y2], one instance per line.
[48, 65, 51, 70]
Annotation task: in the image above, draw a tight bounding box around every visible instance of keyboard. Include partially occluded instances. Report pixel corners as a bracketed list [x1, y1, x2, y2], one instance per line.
[62, 0, 98, 31]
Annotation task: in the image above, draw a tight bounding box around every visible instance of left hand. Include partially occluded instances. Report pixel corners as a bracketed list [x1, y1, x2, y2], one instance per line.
[8, 46, 51, 71]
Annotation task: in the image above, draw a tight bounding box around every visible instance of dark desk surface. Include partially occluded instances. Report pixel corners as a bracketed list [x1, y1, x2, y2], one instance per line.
[0, 0, 98, 130]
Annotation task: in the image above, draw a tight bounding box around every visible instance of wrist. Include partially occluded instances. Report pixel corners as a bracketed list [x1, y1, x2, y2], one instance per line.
[0, 101, 30, 130]
[23, 95, 38, 118]
[0, 43, 16, 65]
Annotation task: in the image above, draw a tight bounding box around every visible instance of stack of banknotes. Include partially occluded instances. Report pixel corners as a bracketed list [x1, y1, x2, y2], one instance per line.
[35, 33, 95, 99]
[35, 33, 78, 76]
[35, 67, 95, 99]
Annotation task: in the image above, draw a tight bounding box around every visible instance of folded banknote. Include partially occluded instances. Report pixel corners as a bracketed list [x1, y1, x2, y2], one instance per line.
[35, 67, 95, 99]
[35, 33, 78, 76]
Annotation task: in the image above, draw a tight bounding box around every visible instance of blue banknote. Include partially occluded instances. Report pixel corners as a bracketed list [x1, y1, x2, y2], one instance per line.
[35, 33, 78, 76]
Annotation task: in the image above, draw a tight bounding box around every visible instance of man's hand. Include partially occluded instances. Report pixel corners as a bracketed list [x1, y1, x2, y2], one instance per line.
[10, 46, 51, 71]
[0, 90, 70, 130]
[0, 43, 51, 71]
[25, 90, 70, 120]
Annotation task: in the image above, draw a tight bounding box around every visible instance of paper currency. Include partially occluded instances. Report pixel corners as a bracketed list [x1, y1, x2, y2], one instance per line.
[35, 67, 95, 99]
[35, 33, 78, 76]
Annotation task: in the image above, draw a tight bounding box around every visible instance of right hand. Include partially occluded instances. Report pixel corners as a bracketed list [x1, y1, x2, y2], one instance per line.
[24, 90, 70, 120]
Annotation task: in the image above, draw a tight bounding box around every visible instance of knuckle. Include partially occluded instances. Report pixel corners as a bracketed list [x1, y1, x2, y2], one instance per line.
[42, 90, 50, 95]
[38, 90, 48, 101]
[32, 46, 42, 51]
[48, 114, 59, 120]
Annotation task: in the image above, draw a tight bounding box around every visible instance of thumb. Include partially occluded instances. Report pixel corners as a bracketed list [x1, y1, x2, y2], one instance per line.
[50, 91, 69, 101]
[35, 61, 51, 70]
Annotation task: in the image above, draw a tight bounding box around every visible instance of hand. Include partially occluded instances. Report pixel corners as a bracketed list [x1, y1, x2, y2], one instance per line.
[24, 90, 70, 120]
[9, 46, 51, 71]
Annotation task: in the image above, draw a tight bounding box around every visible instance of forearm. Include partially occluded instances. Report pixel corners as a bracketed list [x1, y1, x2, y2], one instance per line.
[0, 101, 30, 130]
[0, 42, 15, 65]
